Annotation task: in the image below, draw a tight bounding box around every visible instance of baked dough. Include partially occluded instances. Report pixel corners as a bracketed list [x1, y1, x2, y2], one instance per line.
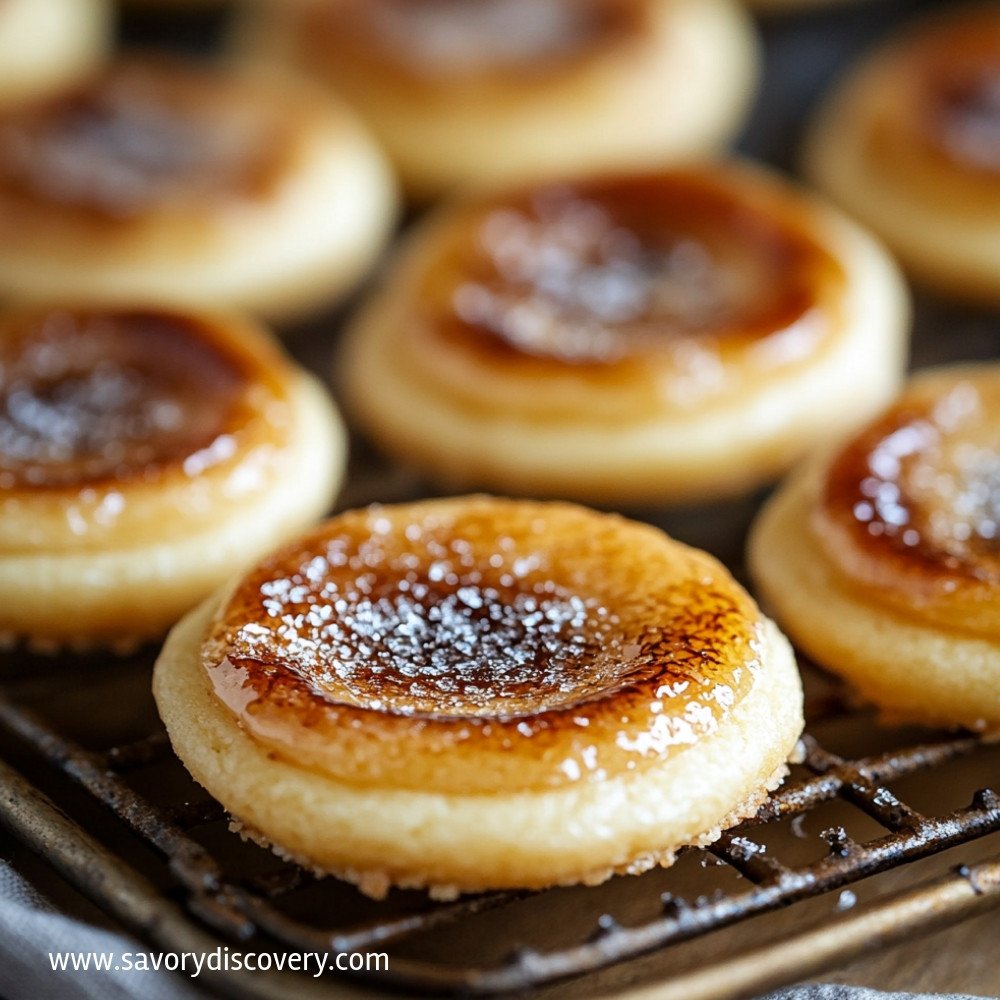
[154, 497, 803, 898]
[0, 57, 398, 322]
[0, 306, 345, 651]
[749, 365, 1000, 732]
[0, 0, 111, 107]
[233, 0, 759, 199]
[341, 162, 909, 503]
[804, 4, 1000, 303]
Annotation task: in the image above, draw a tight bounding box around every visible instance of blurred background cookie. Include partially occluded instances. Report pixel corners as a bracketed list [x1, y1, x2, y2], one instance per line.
[0, 57, 398, 322]
[0, 306, 345, 651]
[341, 162, 909, 503]
[805, 4, 1000, 303]
[234, 0, 759, 200]
[0, 0, 112, 107]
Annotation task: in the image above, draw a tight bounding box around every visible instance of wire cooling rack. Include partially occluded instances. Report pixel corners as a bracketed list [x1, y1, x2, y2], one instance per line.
[0, 649, 998, 1000]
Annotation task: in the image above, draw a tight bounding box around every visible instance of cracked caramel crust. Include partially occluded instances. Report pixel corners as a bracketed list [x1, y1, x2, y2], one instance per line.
[202, 497, 766, 795]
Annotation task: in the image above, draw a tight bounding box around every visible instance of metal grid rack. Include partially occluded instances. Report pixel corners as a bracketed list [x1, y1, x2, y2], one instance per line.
[1, 655, 998, 1000]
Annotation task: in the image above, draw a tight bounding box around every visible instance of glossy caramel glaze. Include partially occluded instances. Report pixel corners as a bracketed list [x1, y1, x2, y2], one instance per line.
[0, 58, 298, 222]
[399, 169, 845, 417]
[203, 498, 765, 794]
[292, 0, 646, 85]
[816, 367, 1000, 637]
[0, 307, 295, 548]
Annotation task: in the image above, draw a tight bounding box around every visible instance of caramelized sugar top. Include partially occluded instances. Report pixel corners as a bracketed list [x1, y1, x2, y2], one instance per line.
[818, 367, 1000, 635]
[865, 9, 1000, 199]
[0, 309, 264, 490]
[913, 12, 1000, 174]
[408, 172, 843, 413]
[0, 59, 294, 220]
[299, 0, 642, 80]
[203, 498, 764, 793]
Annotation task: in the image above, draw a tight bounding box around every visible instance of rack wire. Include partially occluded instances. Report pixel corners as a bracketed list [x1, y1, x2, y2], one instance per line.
[0, 655, 998, 1000]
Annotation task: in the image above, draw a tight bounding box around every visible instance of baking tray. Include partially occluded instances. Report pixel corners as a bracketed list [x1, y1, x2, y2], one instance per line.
[1, 1, 1000, 998]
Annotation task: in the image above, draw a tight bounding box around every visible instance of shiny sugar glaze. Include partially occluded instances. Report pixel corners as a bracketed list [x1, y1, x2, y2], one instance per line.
[0, 59, 293, 220]
[818, 367, 1000, 636]
[416, 172, 844, 384]
[0, 308, 275, 491]
[203, 499, 765, 794]
[297, 0, 645, 81]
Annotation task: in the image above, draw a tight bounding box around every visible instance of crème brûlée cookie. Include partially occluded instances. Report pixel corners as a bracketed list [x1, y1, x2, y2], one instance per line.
[0, 58, 398, 323]
[341, 163, 909, 503]
[234, 0, 758, 199]
[0, 0, 111, 107]
[804, 5, 1000, 303]
[0, 306, 345, 652]
[749, 365, 1000, 732]
[154, 497, 803, 898]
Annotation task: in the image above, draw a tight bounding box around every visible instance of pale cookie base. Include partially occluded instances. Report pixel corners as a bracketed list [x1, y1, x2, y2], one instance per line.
[748, 458, 1000, 733]
[341, 176, 909, 504]
[0, 374, 345, 649]
[804, 48, 1000, 304]
[0, 0, 111, 106]
[0, 83, 398, 325]
[154, 600, 803, 898]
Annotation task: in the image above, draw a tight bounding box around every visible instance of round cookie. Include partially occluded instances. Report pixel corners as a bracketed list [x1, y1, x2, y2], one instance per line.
[749, 364, 1000, 732]
[0, 306, 345, 651]
[0, 0, 111, 107]
[0, 57, 398, 322]
[155, 497, 803, 898]
[233, 0, 759, 199]
[340, 162, 909, 504]
[804, 4, 1000, 303]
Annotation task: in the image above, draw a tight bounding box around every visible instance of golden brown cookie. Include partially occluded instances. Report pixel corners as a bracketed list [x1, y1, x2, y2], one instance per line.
[0, 306, 345, 651]
[0, 57, 398, 322]
[234, 0, 759, 199]
[155, 497, 803, 898]
[805, 4, 1000, 302]
[341, 162, 909, 503]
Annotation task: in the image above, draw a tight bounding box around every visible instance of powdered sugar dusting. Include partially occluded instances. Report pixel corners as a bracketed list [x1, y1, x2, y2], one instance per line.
[228, 520, 633, 717]
[850, 379, 1000, 576]
[453, 189, 726, 365]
